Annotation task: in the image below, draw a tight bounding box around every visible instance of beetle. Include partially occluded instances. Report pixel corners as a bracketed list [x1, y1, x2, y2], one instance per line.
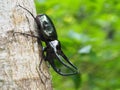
[17, 5, 79, 76]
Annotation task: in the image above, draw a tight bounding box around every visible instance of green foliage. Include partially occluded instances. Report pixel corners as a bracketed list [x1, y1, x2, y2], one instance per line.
[35, 0, 120, 90]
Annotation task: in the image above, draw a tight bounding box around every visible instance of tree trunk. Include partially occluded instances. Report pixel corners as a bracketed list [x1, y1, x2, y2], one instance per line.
[0, 0, 52, 90]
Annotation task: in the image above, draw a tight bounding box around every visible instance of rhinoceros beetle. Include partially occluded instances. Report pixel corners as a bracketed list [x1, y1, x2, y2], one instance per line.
[17, 5, 79, 76]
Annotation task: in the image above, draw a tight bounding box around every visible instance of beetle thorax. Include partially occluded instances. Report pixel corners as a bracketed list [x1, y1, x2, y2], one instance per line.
[49, 40, 59, 52]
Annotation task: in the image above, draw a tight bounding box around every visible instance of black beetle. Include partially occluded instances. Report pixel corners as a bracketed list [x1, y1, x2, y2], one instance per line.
[17, 5, 79, 76]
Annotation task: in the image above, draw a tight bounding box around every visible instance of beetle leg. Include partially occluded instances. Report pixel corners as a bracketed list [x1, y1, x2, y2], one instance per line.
[14, 32, 40, 38]
[54, 50, 78, 72]
[48, 58, 78, 76]
[57, 50, 78, 70]
[61, 51, 77, 70]
[56, 55, 79, 75]
[18, 5, 36, 20]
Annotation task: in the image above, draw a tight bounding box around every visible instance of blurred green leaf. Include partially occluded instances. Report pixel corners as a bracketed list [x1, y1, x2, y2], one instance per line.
[34, 0, 120, 90]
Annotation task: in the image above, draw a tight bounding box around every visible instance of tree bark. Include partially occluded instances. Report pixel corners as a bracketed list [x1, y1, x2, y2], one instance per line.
[0, 0, 52, 90]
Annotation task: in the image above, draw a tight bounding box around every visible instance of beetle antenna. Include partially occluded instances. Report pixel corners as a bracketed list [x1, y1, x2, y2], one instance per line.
[18, 5, 36, 20]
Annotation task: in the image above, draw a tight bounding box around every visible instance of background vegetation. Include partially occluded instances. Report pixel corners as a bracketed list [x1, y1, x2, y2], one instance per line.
[35, 0, 120, 90]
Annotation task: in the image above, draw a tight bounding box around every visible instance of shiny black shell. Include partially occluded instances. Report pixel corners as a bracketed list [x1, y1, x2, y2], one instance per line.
[36, 14, 58, 41]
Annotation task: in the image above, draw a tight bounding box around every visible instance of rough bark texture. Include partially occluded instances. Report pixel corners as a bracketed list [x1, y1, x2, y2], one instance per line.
[0, 0, 52, 90]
